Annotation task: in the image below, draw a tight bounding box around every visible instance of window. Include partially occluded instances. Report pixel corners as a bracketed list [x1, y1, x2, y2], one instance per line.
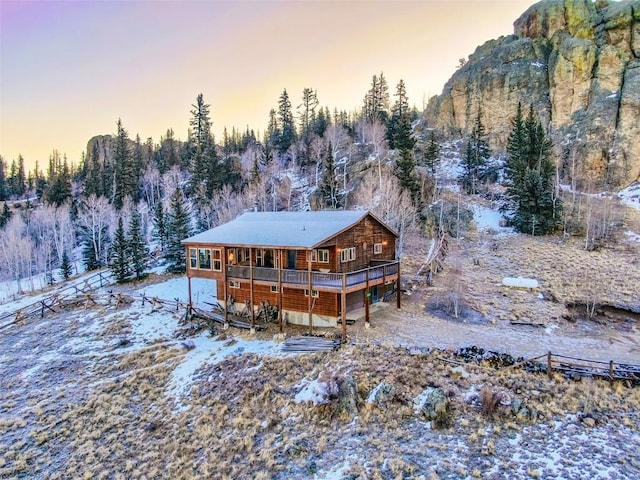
[270, 285, 279, 293]
[340, 247, 356, 263]
[212, 249, 222, 271]
[311, 249, 329, 263]
[373, 243, 383, 254]
[255, 249, 263, 266]
[198, 248, 211, 269]
[229, 280, 240, 289]
[304, 289, 319, 298]
[189, 248, 197, 269]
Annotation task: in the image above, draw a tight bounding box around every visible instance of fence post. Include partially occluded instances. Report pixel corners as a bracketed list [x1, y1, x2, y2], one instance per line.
[609, 360, 614, 385]
[547, 351, 552, 379]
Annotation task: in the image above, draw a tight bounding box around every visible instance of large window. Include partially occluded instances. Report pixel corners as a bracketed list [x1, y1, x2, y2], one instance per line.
[189, 248, 197, 269]
[212, 249, 222, 271]
[311, 249, 329, 263]
[198, 249, 212, 269]
[340, 247, 356, 263]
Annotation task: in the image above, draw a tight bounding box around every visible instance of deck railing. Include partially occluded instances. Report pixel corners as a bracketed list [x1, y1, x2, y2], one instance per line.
[227, 261, 399, 290]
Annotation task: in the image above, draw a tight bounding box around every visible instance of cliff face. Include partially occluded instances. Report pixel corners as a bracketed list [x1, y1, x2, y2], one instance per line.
[425, 0, 640, 187]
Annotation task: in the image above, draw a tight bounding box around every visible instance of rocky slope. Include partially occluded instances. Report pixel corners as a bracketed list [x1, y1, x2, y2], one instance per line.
[425, 0, 640, 187]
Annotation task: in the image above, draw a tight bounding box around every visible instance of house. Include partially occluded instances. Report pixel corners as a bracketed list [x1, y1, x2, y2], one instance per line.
[181, 210, 400, 338]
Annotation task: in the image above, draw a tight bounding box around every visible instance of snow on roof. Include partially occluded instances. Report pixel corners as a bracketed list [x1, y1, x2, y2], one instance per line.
[182, 210, 372, 249]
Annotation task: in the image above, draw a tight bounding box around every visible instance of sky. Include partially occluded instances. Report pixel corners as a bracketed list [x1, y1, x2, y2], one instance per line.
[0, 0, 534, 170]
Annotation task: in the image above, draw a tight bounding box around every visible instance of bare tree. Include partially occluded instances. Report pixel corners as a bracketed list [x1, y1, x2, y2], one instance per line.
[76, 195, 115, 268]
[355, 169, 417, 257]
[0, 215, 34, 293]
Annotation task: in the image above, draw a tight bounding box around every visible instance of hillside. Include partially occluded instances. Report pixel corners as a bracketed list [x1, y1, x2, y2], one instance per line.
[426, 0, 640, 187]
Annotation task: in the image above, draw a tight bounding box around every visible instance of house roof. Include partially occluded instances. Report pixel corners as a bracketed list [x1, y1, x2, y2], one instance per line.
[182, 210, 396, 249]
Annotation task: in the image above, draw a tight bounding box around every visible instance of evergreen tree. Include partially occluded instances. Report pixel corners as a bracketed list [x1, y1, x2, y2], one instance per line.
[502, 104, 561, 235]
[128, 211, 148, 280]
[83, 141, 103, 198]
[158, 129, 178, 174]
[113, 119, 135, 209]
[110, 216, 130, 282]
[165, 188, 191, 273]
[319, 142, 341, 209]
[276, 89, 297, 155]
[44, 150, 72, 206]
[188, 93, 220, 197]
[0, 155, 6, 201]
[421, 131, 440, 174]
[0, 203, 12, 229]
[60, 250, 72, 281]
[388, 79, 414, 151]
[460, 110, 491, 194]
[363, 72, 390, 124]
[153, 201, 168, 251]
[395, 148, 421, 205]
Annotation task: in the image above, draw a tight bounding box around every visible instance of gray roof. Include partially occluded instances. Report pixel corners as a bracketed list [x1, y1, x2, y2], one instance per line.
[182, 210, 383, 248]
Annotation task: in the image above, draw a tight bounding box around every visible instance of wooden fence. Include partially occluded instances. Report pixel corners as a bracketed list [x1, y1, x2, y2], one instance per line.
[413, 230, 448, 285]
[515, 351, 640, 384]
[0, 270, 116, 332]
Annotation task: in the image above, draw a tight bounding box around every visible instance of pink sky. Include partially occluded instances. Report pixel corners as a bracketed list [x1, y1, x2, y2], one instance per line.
[0, 0, 533, 169]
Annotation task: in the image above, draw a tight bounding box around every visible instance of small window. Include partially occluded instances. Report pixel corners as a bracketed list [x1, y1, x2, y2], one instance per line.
[312, 249, 329, 263]
[340, 247, 356, 263]
[212, 249, 222, 271]
[198, 248, 212, 269]
[270, 285, 279, 293]
[189, 248, 197, 269]
[304, 289, 319, 298]
[373, 243, 383, 254]
[229, 280, 240, 289]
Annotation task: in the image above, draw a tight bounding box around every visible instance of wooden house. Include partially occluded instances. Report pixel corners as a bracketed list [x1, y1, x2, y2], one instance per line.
[182, 210, 400, 337]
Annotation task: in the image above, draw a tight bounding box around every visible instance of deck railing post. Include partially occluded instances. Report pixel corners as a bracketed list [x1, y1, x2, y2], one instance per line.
[547, 351, 552, 378]
[609, 360, 614, 384]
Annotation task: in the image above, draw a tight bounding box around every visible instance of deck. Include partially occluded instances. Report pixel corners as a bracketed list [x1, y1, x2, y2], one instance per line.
[226, 261, 399, 293]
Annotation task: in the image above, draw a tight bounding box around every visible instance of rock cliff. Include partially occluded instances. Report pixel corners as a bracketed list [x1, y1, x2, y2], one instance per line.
[425, 0, 640, 187]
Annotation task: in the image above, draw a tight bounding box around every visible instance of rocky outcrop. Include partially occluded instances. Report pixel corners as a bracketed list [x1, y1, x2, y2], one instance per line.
[426, 0, 640, 187]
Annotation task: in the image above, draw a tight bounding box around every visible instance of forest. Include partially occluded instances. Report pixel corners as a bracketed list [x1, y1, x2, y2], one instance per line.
[0, 72, 614, 291]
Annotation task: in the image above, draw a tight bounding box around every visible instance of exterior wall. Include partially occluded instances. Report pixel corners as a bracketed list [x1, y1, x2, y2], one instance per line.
[185, 243, 225, 280]
[319, 216, 396, 273]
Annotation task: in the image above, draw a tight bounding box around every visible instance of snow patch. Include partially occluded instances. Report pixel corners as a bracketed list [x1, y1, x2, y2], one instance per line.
[618, 182, 640, 212]
[471, 204, 514, 235]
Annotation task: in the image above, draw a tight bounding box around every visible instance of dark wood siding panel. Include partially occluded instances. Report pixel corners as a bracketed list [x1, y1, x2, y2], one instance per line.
[185, 243, 225, 280]
[328, 216, 397, 273]
[281, 288, 338, 317]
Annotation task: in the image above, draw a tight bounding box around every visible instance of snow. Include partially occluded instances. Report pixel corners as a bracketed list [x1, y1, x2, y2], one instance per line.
[135, 276, 217, 307]
[618, 182, 640, 212]
[502, 277, 539, 289]
[531, 61, 546, 68]
[294, 375, 334, 405]
[471, 203, 514, 235]
[624, 230, 640, 243]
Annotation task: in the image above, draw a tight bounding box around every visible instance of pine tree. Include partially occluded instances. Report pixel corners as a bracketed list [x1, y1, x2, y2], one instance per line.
[165, 188, 191, 273]
[422, 131, 440, 174]
[395, 148, 421, 205]
[153, 201, 168, 251]
[188, 93, 221, 197]
[460, 111, 491, 194]
[363, 72, 390, 124]
[0, 203, 12, 229]
[128, 211, 148, 280]
[276, 89, 296, 155]
[502, 104, 561, 235]
[44, 150, 72, 206]
[113, 119, 135, 209]
[110, 217, 130, 282]
[0, 155, 6, 201]
[60, 250, 72, 281]
[319, 142, 341, 209]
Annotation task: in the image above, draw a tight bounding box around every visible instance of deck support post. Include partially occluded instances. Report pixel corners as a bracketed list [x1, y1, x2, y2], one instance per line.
[187, 275, 192, 310]
[278, 249, 283, 333]
[250, 247, 255, 328]
[364, 269, 370, 327]
[341, 274, 347, 341]
[308, 250, 313, 335]
[223, 248, 228, 324]
[396, 266, 401, 309]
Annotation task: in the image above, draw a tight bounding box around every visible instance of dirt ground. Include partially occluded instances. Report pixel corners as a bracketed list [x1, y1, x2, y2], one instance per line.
[347, 221, 640, 366]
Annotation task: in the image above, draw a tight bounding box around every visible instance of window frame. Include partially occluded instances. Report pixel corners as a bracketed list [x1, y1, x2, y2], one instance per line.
[340, 247, 356, 263]
[311, 248, 329, 263]
[304, 289, 319, 298]
[212, 249, 222, 271]
[270, 285, 279, 293]
[373, 243, 383, 254]
[189, 248, 198, 269]
[198, 248, 212, 270]
[229, 280, 240, 289]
